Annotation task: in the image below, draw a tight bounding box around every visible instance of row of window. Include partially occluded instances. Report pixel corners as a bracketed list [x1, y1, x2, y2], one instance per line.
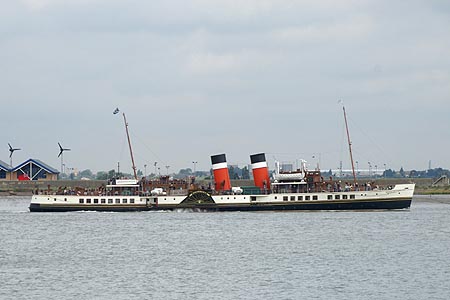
[219, 197, 246, 200]
[329, 194, 356, 200]
[160, 197, 248, 201]
[79, 198, 136, 204]
[281, 194, 356, 201]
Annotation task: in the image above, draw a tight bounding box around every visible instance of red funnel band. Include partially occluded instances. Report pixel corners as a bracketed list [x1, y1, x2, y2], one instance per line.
[213, 168, 231, 191]
[252, 168, 270, 190]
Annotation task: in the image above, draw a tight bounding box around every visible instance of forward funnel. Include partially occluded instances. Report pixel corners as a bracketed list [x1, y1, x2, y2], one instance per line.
[211, 154, 231, 191]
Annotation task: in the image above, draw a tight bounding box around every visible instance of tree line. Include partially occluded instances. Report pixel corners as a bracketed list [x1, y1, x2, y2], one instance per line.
[60, 166, 450, 180]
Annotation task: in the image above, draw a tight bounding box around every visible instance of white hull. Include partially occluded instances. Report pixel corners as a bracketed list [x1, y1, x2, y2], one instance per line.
[29, 184, 414, 212]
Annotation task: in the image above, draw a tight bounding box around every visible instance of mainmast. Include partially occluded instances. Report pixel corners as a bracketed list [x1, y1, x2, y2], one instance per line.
[122, 113, 138, 180]
[342, 104, 357, 186]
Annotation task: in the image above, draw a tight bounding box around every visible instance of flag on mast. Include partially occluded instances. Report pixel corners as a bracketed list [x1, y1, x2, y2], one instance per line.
[113, 108, 120, 114]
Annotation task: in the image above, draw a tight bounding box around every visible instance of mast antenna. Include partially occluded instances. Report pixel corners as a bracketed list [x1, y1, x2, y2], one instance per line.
[122, 113, 138, 180]
[340, 100, 357, 186]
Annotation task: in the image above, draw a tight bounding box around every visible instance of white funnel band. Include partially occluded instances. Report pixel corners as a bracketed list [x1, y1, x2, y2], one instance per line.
[252, 161, 268, 169]
[212, 162, 228, 170]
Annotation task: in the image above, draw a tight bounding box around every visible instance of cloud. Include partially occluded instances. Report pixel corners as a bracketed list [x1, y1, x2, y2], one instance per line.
[1, 0, 450, 171]
[186, 52, 242, 74]
[272, 15, 374, 44]
[183, 48, 272, 76]
[20, 0, 53, 10]
[20, 0, 93, 11]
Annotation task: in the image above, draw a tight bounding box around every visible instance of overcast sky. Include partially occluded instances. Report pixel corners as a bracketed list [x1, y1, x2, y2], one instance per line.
[1, 0, 449, 174]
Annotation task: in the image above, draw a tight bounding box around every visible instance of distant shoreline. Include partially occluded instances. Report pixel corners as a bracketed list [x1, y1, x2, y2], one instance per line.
[1, 178, 448, 197]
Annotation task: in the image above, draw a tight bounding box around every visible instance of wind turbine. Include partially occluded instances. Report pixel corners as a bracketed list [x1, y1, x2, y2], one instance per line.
[8, 143, 21, 167]
[58, 143, 71, 174]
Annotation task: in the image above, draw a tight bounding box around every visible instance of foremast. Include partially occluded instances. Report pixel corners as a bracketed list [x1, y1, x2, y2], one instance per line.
[122, 113, 138, 180]
[342, 103, 357, 186]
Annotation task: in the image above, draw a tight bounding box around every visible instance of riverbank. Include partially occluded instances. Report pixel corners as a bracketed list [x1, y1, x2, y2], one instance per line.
[413, 195, 450, 204]
[0, 180, 107, 196]
[414, 186, 450, 194]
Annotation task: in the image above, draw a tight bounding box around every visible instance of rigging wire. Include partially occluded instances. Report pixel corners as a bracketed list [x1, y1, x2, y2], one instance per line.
[129, 131, 168, 168]
[346, 115, 397, 168]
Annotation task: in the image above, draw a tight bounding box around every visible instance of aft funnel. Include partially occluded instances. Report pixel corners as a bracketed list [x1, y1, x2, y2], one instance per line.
[250, 153, 270, 192]
[211, 154, 231, 191]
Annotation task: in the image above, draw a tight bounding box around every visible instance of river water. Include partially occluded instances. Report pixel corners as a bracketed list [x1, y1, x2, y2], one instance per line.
[1, 196, 449, 300]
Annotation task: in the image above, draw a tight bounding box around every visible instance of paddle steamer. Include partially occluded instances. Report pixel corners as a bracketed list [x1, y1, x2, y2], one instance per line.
[29, 158, 414, 212]
[29, 107, 414, 212]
